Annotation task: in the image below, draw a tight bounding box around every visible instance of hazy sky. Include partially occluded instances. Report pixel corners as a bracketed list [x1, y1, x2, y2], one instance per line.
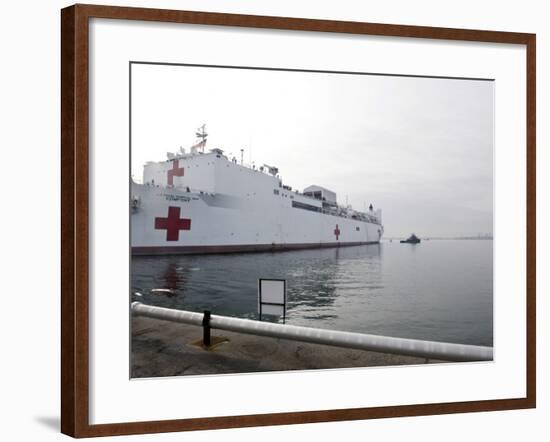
[131, 63, 494, 238]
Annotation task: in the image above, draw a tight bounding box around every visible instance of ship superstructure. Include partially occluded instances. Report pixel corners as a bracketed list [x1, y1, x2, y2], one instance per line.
[131, 126, 383, 255]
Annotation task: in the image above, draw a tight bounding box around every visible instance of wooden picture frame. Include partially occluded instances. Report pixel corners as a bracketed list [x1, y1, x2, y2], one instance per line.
[61, 3, 536, 437]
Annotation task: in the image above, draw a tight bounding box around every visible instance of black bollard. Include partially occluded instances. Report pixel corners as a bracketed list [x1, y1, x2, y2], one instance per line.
[202, 310, 211, 347]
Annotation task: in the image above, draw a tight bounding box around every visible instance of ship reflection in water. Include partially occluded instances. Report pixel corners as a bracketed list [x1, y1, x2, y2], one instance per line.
[132, 240, 493, 346]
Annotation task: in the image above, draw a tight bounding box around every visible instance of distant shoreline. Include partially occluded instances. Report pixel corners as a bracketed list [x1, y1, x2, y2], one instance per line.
[385, 237, 493, 241]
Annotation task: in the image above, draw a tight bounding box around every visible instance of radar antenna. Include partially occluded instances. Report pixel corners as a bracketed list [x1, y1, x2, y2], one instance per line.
[191, 124, 208, 153]
[195, 124, 208, 142]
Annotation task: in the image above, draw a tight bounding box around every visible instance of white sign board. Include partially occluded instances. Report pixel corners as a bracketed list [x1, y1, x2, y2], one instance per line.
[258, 279, 286, 322]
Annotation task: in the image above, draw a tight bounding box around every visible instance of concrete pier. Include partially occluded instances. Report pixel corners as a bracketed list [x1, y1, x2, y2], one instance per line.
[132, 316, 443, 378]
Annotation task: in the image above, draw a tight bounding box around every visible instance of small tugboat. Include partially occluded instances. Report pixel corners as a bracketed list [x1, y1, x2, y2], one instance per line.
[400, 233, 421, 244]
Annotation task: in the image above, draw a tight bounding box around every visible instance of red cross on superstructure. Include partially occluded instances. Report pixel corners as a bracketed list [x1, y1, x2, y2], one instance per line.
[334, 224, 341, 240]
[154, 206, 191, 241]
[167, 159, 185, 186]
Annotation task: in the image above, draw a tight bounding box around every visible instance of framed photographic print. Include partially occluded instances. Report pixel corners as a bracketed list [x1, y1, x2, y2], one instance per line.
[61, 4, 536, 438]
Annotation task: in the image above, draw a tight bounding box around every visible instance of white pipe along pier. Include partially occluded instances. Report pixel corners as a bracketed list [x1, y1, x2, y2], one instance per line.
[131, 302, 493, 362]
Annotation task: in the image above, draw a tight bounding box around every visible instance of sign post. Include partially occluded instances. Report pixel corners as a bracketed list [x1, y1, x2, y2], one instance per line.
[258, 279, 287, 323]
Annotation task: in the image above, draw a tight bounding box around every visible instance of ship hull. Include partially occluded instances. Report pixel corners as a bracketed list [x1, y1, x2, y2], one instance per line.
[132, 241, 379, 256]
[131, 183, 383, 256]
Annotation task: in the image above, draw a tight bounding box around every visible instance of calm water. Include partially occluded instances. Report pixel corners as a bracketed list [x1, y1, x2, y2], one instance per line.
[131, 240, 493, 346]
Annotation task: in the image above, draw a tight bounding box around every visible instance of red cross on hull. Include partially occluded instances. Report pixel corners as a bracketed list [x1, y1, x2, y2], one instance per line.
[334, 224, 341, 240]
[155, 206, 191, 241]
[167, 159, 185, 186]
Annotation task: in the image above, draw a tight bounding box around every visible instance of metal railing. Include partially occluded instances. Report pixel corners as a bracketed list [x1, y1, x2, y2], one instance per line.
[131, 302, 493, 362]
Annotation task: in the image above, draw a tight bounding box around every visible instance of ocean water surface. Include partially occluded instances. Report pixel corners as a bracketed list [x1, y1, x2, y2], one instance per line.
[132, 240, 493, 346]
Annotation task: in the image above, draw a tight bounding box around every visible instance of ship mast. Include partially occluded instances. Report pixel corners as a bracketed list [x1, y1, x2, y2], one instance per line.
[192, 124, 208, 153]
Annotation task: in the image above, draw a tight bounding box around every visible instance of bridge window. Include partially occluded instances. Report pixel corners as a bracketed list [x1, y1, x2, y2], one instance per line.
[292, 200, 321, 212]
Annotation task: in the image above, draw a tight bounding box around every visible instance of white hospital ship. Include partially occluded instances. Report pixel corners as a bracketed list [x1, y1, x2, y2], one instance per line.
[131, 126, 383, 255]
